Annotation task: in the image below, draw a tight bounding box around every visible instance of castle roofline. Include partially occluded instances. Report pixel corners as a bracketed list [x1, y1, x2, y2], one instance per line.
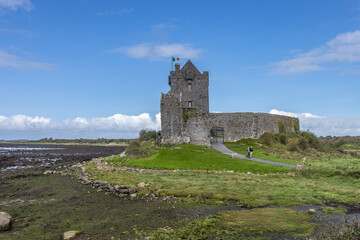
[180, 60, 201, 75]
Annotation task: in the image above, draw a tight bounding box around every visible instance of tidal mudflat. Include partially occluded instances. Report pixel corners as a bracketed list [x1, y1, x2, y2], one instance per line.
[0, 144, 234, 239]
[0, 143, 125, 179]
[1, 143, 360, 239]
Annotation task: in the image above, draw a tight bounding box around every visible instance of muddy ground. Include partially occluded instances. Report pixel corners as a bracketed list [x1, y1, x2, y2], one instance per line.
[0, 143, 243, 239]
[0, 143, 125, 179]
[0, 174, 212, 239]
[0, 144, 225, 239]
[1, 144, 359, 239]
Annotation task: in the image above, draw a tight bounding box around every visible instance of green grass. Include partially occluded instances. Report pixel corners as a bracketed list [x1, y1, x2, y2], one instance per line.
[319, 206, 347, 215]
[87, 162, 360, 207]
[75, 138, 360, 239]
[95, 143, 360, 207]
[225, 142, 300, 165]
[339, 144, 360, 151]
[109, 144, 293, 174]
[0, 174, 197, 239]
[218, 208, 315, 234]
[305, 155, 360, 173]
[147, 208, 315, 239]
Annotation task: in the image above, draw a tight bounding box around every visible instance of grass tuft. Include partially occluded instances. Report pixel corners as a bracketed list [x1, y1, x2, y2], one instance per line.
[218, 208, 315, 234]
[147, 208, 315, 239]
[319, 206, 347, 215]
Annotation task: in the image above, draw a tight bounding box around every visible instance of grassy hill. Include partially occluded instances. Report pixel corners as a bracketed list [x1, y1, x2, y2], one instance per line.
[107, 143, 293, 174]
[85, 132, 360, 239]
[320, 136, 360, 155]
[96, 132, 360, 206]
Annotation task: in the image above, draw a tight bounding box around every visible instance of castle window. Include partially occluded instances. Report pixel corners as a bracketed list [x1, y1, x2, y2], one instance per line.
[188, 83, 192, 91]
[188, 101, 192, 108]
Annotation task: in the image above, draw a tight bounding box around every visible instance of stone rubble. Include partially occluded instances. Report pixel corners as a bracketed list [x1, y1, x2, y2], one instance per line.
[42, 156, 302, 203]
[76, 168, 139, 199]
[307, 209, 317, 214]
[137, 182, 150, 188]
[0, 211, 12, 232]
[42, 159, 177, 202]
[43, 157, 300, 180]
[63, 230, 80, 239]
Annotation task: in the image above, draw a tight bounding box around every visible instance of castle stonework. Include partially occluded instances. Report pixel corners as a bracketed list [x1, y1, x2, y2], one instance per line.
[161, 60, 299, 146]
[168, 61, 209, 113]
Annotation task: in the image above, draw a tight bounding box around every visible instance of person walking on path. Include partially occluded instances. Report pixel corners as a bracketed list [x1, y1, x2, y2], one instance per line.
[246, 147, 250, 159]
[250, 146, 254, 159]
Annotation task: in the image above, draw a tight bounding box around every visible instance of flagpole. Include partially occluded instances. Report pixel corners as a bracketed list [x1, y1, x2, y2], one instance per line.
[171, 56, 173, 71]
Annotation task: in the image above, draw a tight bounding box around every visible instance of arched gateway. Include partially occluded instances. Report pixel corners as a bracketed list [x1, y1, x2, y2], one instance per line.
[210, 127, 224, 144]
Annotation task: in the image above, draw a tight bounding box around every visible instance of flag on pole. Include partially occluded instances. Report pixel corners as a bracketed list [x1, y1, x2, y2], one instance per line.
[171, 57, 180, 70]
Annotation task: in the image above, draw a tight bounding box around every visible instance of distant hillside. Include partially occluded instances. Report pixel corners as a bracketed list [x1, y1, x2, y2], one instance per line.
[320, 136, 360, 150]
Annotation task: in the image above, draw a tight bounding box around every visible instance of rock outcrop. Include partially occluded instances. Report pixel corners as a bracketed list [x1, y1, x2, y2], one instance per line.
[63, 230, 80, 239]
[0, 212, 12, 232]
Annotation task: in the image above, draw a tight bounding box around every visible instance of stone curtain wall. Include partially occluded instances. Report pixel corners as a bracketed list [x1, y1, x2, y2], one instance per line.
[160, 92, 183, 144]
[183, 112, 299, 145]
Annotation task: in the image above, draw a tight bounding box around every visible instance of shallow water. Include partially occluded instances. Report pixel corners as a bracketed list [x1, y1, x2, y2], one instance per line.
[0, 143, 125, 179]
[0, 147, 65, 152]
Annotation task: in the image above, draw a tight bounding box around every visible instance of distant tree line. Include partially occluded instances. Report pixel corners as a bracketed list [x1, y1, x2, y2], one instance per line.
[26, 129, 162, 144]
[138, 129, 160, 141]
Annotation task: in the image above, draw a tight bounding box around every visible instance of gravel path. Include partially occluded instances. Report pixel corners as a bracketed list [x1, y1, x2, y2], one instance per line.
[211, 143, 298, 169]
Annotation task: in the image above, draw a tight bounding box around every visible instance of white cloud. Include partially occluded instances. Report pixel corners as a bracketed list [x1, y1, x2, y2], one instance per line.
[270, 109, 322, 119]
[98, 8, 134, 16]
[0, 115, 52, 130]
[272, 30, 360, 74]
[0, 113, 161, 140]
[0, 49, 54, 70]
[114, 43, 203, 60]
[270, 109, 360, 136]
[0, 0, 33, 11]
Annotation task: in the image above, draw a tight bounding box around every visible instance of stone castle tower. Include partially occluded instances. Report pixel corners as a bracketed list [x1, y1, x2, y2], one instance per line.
[168, 60, 209, 112]
[161, 60, 300, 145]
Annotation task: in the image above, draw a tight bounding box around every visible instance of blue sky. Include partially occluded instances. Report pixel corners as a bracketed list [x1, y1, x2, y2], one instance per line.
[0, 0, 360, 139]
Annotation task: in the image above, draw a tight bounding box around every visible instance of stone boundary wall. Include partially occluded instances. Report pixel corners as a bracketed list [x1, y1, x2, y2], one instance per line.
[183, 112, 299, 145]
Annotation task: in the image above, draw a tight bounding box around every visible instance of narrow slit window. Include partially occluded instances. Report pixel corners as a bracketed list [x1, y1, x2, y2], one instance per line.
[188, 101, 192, 108]
[188, 83, 192, 91]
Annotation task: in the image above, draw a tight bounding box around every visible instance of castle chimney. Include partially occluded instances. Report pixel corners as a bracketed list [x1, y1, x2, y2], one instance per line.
[175, 63, 180, 72]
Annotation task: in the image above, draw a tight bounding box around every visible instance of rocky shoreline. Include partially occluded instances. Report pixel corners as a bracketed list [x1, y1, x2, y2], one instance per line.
[2, 153, 360, 239]
[41, 156, 305, 203]
[40, 156, 305, 205]
[44, 158, 176, 202]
